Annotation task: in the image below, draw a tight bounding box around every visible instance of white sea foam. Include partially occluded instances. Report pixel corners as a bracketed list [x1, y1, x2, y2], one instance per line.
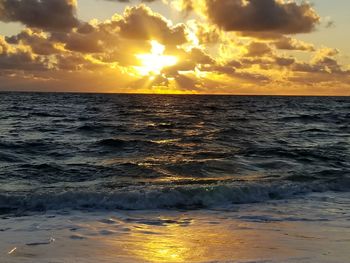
[1, 192, 349, 263]
[0, 179, 348, 213]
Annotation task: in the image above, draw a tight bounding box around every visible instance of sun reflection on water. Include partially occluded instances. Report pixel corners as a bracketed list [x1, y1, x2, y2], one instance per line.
[93, 212, 293, 263]
[128, 222, 204, 262]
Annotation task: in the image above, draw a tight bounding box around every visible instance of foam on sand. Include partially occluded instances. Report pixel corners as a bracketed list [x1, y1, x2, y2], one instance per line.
[1, 192, 349, 263]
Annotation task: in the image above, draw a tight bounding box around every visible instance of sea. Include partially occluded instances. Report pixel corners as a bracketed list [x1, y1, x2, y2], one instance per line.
[0, 93, 349, 262]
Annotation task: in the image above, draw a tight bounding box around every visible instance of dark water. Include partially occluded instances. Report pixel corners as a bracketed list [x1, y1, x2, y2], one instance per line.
[0, 93, 349, 213]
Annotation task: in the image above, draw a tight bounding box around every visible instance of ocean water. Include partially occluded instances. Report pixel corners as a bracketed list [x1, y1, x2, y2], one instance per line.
[1, 93, 350, 262]
[0, 93, 349, 213]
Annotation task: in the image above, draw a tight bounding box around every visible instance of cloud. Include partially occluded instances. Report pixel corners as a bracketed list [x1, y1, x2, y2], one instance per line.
[0, 3, 197, 91]
[206, 0, 320, 34]
[272, 36, 315, 51]
[46, 4, 188, 55]
[292, 48, 347, 74]
[0, 0, 79, 31]
[118, 5, 188, 45]
[48, 20, 123, 54]
[275, 56, 295, 67]
[0, 1, 348, 95]
[0, 36, 10, 54]
[171, 0, 319, 35]
[107, 0, 321, 36]
[245, 42, 272, 57]
[5, 29, 60, 55]
[0, 44, 49, 72]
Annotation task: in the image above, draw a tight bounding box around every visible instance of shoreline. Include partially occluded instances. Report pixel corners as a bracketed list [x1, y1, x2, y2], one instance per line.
[1, 191, 349, 263]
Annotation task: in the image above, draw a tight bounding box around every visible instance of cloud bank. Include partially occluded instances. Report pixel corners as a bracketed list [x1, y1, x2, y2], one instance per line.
[0, 0, 348, 95]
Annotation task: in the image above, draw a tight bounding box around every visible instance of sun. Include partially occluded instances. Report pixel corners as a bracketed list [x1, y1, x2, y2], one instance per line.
[135, 40, 178, 77]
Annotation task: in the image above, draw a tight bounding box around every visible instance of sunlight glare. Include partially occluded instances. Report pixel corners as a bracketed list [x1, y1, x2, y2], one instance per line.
[135, 40, 178, 77]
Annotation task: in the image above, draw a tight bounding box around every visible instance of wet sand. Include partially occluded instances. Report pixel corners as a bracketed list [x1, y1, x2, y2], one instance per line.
[1, 192, 349, 263]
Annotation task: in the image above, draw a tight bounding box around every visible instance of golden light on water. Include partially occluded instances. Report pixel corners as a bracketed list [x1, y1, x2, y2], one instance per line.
[124, 223, 201, 262]
[99, 215, 280, 263]
[135, 40, 178, 78]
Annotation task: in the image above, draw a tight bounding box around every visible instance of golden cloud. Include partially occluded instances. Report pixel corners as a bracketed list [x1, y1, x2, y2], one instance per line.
[0, 0, 348, 95]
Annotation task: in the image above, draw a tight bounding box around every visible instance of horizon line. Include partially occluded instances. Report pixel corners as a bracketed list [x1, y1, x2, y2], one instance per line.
[0, 90, 349, 97]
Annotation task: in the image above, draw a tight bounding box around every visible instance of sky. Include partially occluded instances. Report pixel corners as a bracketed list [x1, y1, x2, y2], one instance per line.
[0, 0, 349, 95]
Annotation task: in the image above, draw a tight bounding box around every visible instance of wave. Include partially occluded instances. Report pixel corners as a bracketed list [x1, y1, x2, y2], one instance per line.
[29, 112, 65, 118]
[96, 137, 182, 150]
[1, 179, 348, 214]
[77, 123, 121, 132]
[280, 112, 348, 123]
[0, 140, 48, 150]
[0, 152, 24, 163]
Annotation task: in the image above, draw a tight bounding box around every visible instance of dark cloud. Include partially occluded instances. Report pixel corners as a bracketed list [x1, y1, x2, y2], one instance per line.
[51, 4, 188, 54]
[0, 49, 49, 71]
[108, 0, 320, 36]
[205, 0, 320, 34]
[47, 4, 189, 56]
[275, 56, 295, 67]
[245, 42, 272, 57]
[118, 5, 188, 45]
[239, 57, 275, 69]
[1, 37, 47, 72]
[191, 21, 221, 44]
[49, 21, 122, 53]
[5, 29, 60, 55]
[0, 0, 79, 31]
[201, 64, 236, 75]
[272, 36, 315, 51]
[293, 48, 347, 74]
[54, 53, 106, 71]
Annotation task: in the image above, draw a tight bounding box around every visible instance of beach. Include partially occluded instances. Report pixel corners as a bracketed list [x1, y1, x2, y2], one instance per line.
[0, 93, 349, 262]
[1, 0, 350, 261]
[1, 191, 349, 263]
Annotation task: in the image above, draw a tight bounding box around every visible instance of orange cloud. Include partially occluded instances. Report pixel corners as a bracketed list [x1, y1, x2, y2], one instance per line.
[0, 1, 348, 95]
